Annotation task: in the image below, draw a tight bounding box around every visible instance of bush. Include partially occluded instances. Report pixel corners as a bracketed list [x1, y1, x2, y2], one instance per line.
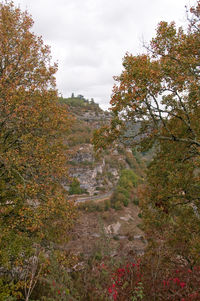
[133, 197, 139, 206]
[111, 169, 138, 208]
[113, 201, 123, 210]
[69, 178, 87, 195]
[104, 199, 111, 211]
[106, 260, 200, 301]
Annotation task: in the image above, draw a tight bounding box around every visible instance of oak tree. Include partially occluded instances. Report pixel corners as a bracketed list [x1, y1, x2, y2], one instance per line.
[0, 1, 76, 298]
[93, 1, 200, 264]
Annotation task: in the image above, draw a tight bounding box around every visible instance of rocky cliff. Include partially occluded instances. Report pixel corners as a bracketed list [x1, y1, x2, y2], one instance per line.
[60, 95, 146, 195]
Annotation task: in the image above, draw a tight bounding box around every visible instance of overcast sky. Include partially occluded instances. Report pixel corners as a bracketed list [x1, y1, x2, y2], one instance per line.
[13, 0, 197, 109]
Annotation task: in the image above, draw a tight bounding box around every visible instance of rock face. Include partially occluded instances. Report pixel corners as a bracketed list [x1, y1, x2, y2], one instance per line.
[61, 95, 146, 195]
[70, 160, 106, 195]
[69, 142, 120, 195]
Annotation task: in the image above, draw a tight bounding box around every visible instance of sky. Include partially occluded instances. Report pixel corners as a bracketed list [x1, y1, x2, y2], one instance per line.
[12, 0, 197, 110]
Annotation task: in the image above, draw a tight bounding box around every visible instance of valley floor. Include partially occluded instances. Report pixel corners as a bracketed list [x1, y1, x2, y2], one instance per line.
[65, 203, 146, 260]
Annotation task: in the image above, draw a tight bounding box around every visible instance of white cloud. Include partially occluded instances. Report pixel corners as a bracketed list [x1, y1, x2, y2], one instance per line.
[13, 0, 197, 110]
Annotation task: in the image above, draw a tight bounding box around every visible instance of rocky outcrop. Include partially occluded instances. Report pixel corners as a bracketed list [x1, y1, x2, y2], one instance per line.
[69, 142, 120, 195]
[62, 96, 146, 195]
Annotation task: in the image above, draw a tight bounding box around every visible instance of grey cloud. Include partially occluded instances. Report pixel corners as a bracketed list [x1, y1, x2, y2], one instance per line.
[13, 0, 197, 109]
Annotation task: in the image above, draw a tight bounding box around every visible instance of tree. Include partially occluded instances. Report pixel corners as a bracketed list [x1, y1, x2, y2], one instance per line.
[94, 2, 200, 154]
[93, 1, 200, 264]
[69, 178, 87, 195]
[111, 169, 138, 207]
[0, 1, 76, 299]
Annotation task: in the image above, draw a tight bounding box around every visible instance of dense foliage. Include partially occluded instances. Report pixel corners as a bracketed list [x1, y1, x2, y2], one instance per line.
[0, 2, 76, 299]
[1, 0, 200, 300]
[93, 0, 200, 299]
[111, 169, 138, 208]
[69, 178, 87, 195]
[60, 95, 102, 115]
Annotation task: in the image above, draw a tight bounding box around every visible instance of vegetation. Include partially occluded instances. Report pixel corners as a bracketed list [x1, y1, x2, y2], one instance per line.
[60, 95, 102, 115]
[62, 95, 103, 147]
[69, 178, 87, 195]
[0, 2, 76, 299]
[93, 1, 200, 299]
[111, 169, 138, 208]
[65, 94, 145, 195]
[1, 0, 200, 300]
[78, 198, 111, 212]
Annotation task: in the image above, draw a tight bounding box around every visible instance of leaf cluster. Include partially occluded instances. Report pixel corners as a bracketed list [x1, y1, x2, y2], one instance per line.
[0, 2, 76, 299]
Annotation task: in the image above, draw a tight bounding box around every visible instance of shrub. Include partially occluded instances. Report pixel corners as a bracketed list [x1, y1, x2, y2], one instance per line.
[111, 169, 138, 208]
[106, 260, 200, 301]
[69, 178, 87, 195]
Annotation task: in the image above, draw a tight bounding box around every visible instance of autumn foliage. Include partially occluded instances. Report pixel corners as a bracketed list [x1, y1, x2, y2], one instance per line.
[1, 0, 200, 299]
[94, 0, 200, 252]
[105, 260, 200, 300]
[93, 1, 200, 300]
[0, 1, 76, 299]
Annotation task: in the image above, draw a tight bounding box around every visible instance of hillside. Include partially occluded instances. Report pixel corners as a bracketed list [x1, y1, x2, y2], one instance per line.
[60, 95, 147, 196]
